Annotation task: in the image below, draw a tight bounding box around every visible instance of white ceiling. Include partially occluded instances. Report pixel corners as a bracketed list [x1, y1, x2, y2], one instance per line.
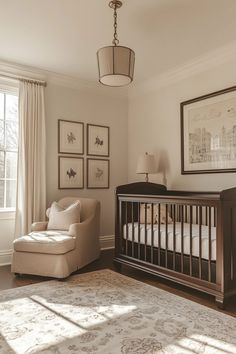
[1, 0, 236, 85]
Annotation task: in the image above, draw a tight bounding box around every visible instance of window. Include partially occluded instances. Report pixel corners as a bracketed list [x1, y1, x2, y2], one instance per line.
[0, 89, 18, 210]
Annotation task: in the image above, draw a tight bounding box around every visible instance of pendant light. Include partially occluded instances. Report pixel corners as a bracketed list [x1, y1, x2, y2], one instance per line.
[97, 0, 135, 87]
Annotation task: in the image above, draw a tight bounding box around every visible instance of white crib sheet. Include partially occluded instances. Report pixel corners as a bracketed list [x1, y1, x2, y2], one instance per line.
[123, 222, 216, 261]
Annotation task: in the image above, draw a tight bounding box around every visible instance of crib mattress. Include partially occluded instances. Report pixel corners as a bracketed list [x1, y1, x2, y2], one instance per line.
[123, 222, 216, 261]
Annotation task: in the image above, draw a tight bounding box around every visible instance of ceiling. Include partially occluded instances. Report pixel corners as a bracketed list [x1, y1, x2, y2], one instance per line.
[1, 0, 236, 85]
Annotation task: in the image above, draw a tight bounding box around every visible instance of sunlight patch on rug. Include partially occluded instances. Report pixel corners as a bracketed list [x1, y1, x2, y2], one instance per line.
[0, 269, 236, 354]
[0, 295, 136, 353]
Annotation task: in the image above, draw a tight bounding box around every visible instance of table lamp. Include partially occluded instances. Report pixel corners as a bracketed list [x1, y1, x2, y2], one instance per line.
[136, 152, 156, 182]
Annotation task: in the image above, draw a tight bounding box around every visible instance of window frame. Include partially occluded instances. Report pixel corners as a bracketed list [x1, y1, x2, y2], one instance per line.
[0, 82, 19, 213]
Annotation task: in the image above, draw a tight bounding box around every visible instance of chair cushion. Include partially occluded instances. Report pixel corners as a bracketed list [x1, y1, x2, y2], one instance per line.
[47, 200, 80, 231]
[13, 230, 76, 255]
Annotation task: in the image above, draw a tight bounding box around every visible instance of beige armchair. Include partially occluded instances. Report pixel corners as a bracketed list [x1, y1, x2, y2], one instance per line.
[11, 197, 100, 278]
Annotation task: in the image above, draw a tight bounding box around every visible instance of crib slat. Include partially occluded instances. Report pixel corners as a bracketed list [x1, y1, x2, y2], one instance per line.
[190, 205, 193, 277]
[151, 203, 154, 264]
[199, 206, 202, 279]
[205, 207, 208, 226]
[185, 205, 187, 222]
[144, 203, 147, 262]
[119, 200, 123, 254]
[125, 202, 128, 255]
[208, 206, 212, 282]
[196, 206, 198, 224]
[138, 202, 141, 260]
[230, 208, 236, 281]
[173, 204, 176, 271]
[181, 205, 184, 273]
[131, 202, 134, 258]
[158, 203, 161, 266]
[165, 204, 168, 268]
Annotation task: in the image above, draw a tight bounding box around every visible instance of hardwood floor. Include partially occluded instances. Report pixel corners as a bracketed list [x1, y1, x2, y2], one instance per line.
[1, 249, 236, 317]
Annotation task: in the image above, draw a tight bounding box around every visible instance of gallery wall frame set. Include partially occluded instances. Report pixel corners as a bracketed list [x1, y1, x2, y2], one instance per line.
[87, 124, 110, 157]
[181, 85, 236, 174]
[58, 119, 84, 155]
[58, 119, 110, 189]
[87, 158, 110, 189]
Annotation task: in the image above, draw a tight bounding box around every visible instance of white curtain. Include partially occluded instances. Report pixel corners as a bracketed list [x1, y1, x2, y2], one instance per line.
[15, 81, 46, 237]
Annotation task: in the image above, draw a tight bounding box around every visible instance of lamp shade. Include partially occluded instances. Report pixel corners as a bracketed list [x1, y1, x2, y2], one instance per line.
[97, 45, 135, 87]
[136, 153, 156, 174]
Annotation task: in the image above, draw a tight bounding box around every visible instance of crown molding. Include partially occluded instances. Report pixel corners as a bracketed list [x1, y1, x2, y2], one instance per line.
[129, 40, 236, 99]
[0, 60, 128, 99]
[0, 60, 46, 82]
[46, 71, 128, 99]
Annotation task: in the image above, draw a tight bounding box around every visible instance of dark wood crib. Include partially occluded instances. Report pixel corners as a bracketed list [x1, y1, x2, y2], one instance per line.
[114, 182, 236, 308]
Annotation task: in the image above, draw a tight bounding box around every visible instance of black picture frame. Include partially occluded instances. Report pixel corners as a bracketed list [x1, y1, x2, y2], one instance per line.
[181, 85, 236, 174]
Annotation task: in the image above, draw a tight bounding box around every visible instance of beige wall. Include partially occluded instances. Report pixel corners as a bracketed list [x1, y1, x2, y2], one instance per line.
[128, 58, 236, 191]
[45, 83, 128, 236]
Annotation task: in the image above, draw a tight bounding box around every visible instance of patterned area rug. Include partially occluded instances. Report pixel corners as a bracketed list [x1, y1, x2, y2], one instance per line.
[0, 269, 236, 354]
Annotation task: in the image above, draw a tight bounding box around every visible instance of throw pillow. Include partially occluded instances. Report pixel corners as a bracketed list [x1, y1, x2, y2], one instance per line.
[47, 200, 80, 230]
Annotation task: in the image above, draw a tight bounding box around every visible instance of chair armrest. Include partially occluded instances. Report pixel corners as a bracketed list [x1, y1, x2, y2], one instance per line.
[68, 203, 100, 266]
[68, 215, 94, 237]
[31, 221, 48, 232]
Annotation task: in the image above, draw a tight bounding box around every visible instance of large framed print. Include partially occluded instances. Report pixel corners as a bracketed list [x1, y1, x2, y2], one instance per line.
[87, 124, 109, 157]
[58, 119, 84, 155]
[181, 86, 236, 174]
[87, 158, 110, 189]
[58, 156, 84, 189]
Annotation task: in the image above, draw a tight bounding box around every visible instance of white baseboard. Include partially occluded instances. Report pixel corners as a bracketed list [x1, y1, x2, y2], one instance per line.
[0, 249, 13, 266]
[100, 235, 115, 250]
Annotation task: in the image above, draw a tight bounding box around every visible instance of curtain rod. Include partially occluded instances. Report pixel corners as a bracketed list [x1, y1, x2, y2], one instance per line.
[0, 73, 47, 87]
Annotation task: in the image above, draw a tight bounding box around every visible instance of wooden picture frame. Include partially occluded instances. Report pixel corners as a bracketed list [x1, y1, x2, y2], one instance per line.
[181, 85, 236, 174]
[87, 158, 110, 189]
[58, 156, 84, 189]
[58, 119, 84, 155]
[87, 124, 110, 157]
